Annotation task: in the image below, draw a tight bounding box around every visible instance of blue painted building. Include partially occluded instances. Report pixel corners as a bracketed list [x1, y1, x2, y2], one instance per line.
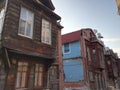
[62, 40, 84, 82]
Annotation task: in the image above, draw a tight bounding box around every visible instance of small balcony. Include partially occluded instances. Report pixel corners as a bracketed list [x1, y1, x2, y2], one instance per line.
[90, 37, 104, 45]
[93, 61, 105, 71]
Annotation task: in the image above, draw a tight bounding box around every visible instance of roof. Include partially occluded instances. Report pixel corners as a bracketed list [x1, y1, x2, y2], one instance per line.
[62, 30, 81, 44]
[62, 28, 94, 44]
[40, 0, 55, 10]
[34, 0, 61, 20]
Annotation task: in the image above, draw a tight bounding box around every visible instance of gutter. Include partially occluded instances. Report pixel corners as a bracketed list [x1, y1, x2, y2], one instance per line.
[5, 48, 11, 68]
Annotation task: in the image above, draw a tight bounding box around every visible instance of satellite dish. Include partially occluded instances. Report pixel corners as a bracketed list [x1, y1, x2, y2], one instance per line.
[97, 33, 103, 38]
[93, 29, 97, 34]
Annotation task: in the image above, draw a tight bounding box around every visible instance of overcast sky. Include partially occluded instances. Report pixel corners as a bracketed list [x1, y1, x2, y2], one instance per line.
[52, 0, 120, 57]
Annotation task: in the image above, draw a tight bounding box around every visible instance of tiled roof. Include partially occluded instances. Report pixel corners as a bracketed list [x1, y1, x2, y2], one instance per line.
[62, 30, 81, 44]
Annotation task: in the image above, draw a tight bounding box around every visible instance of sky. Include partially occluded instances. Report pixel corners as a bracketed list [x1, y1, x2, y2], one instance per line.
[52, 0, 120, 57]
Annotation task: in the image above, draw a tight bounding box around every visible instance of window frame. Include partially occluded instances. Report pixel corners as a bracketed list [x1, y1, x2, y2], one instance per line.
[0, 8, 5, 33]
[34, 64, 44, 87]
[88, 71, 94, 81]
[18, 7, 34, 39]
[87, 47, 91, 61]
[92, 48, 96, 61]
[16, 62, 29, 89]
[41, 18, 51, 45]
[63, 43, 71, 54]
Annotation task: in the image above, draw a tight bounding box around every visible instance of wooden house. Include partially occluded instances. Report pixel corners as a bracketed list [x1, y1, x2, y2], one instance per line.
[0, 0, 63, 90]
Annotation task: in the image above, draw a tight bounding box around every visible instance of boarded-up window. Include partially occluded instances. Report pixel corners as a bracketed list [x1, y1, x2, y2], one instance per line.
[16, 62, 28, 89]
[41, 19, 51, 45]
[18, 7, 34, 38]
[34, 64, 44, 87]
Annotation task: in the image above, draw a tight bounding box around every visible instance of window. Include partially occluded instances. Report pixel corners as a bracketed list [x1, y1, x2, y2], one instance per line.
[18, 7, 34, 38]
[89, 71, 94, 81]
[83, 31, 87, 37]
[34, 64, 44, 87]
[49, 66, 59, 80]
[0, 60, 1, 66]
[0, 60, 6, 90]
[87, 47, 91, 61]
[92, 49, 96, 61]
[41, 19, 51, 45]
[0, 8, 5, 33]
[16, 62, 28, 89]
[63, 43, 70, 54]
[107, 61, 111, 65]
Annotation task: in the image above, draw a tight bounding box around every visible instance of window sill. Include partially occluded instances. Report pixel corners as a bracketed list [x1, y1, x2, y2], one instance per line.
[18, 34, 33, 39]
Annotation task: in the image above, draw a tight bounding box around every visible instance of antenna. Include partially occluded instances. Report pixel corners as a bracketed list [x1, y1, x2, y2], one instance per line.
[97, 33, 103, 38]
[93, 29, 97, 34]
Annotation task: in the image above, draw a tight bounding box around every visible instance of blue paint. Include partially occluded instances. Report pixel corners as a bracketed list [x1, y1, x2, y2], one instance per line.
[62, 41, 84, 82]
[63, 59, 84, 82]
[62, 41, 81, 59]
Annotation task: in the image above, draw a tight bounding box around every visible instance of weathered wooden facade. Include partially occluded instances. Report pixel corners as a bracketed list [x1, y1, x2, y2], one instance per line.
[0, 0, 63, 90]
[84, 29, 106, 90]
[62, 29, 107, 90]
[104, 48, 120, 90]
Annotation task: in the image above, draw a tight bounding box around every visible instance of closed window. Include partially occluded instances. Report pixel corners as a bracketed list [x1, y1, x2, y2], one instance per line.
[34, 64, 44, 87]
[0, 60, 6, 90]
[64, 43, 70, 54]
[0, 8, 5, 33]
[16, 62, 28, 89]
[92, 49, 96, 61]
[18, 7, 34, 38]
[89, 71, 94, 81]
[41, 19, 51, 45]
[87, 47, 91, 61]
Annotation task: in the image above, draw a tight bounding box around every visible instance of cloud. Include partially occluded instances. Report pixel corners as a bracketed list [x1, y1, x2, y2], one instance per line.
[103, 38, 120, 42]
[112, 47, 120, 53]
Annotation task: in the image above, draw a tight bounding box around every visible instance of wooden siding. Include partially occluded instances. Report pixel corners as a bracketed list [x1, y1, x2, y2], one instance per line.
[2, 0, 60, 58]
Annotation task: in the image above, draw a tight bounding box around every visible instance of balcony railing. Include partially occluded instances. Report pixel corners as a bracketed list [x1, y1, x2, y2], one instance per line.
[90, 37, 104, 45]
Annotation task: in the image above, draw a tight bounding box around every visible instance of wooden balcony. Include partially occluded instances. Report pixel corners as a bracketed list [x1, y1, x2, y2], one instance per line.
[93, 61, 105, 71]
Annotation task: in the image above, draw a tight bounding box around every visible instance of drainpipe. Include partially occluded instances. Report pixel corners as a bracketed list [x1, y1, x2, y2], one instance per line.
[58, 28, 64, 90]
[5, 48, 11, 68]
